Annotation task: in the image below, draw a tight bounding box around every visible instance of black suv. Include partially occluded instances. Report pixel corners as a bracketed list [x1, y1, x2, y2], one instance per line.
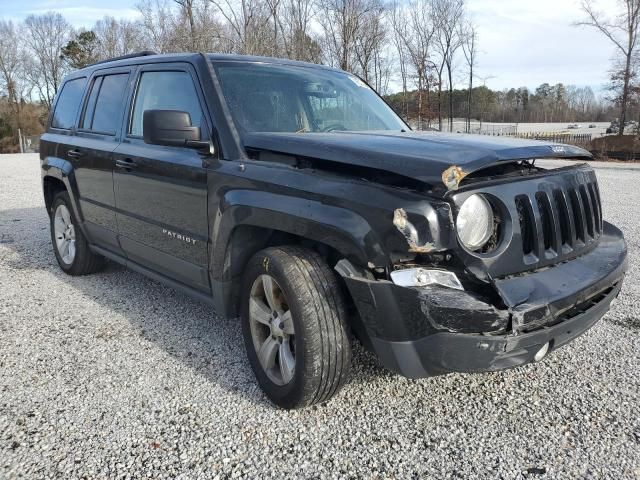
[41, 52, 627, 408]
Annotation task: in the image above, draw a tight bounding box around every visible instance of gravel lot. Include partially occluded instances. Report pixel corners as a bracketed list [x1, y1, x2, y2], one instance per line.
[1, 154, 639, 479]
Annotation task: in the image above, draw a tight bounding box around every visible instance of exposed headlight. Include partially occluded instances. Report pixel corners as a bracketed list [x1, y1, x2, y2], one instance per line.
[456, 194, 494, 251]
[390, 268, 464, 290]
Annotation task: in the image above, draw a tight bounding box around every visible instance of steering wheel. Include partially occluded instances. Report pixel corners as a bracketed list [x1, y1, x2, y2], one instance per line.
[321, 123, 347, 132]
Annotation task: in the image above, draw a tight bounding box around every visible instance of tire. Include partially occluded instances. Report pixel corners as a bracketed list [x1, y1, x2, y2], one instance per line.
[50, 191, 105, 275]
[240, 246, 352, 409]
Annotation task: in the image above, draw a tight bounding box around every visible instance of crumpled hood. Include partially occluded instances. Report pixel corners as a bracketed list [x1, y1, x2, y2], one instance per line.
[243, 131, 592, 189]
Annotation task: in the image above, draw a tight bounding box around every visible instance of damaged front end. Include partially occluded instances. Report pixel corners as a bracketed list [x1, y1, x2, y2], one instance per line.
[337, 163, 628, 378]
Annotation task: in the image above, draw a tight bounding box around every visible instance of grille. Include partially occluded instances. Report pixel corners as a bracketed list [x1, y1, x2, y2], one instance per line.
[515, 179, 602, 263]
[452, 166, 603, 278]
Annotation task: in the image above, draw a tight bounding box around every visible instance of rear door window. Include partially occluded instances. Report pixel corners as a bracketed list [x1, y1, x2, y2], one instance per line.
[51, 78, 86, 129]
[81, 73, 129, 135]
[80, 77, 102, 130]
[129, 71, 203, 137]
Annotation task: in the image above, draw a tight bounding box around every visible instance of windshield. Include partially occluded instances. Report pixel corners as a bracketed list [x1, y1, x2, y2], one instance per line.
[212, 61, 407, 134]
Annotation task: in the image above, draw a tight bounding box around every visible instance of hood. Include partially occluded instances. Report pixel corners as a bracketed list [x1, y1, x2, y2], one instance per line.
[243, 131, 592, 190]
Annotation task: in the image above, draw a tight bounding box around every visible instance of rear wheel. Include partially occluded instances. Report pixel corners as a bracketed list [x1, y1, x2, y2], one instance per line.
[241, 246, 351, 409]
[50, 191, 105, 275]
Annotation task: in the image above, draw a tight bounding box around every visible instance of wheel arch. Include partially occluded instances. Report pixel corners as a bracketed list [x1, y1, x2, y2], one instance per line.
[41, 157, 90, 240]
[209, 191, 386, 318]
[43, 176, 67, 213]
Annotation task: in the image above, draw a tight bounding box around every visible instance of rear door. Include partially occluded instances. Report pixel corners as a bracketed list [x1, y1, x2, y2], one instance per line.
[72, 67, 132, 254]
[43, 76, 88, 211]
[113, 63, 210, 293]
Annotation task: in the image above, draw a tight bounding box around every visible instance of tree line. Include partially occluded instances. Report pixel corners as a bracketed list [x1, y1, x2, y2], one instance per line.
[0, 0, 633, 151]
[386, 83, 614, 128]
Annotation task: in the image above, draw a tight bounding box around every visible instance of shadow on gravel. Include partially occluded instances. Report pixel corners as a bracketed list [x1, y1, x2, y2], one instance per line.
[1, 207, 391, 405]
[606, 316, 640, 331]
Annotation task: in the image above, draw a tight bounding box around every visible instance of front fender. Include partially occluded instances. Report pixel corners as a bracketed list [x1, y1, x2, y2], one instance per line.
[210, 189, 387, 279]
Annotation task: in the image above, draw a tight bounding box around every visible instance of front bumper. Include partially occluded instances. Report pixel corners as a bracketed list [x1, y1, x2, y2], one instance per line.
[341, 222, 627, 378]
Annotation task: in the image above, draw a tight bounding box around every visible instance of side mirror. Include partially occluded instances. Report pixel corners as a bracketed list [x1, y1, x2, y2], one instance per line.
[143, 110, 210, 150]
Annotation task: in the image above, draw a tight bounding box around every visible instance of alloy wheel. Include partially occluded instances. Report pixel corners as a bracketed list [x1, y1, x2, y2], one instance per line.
[53, 204, 76, 265]
[248, 274, 296, 385]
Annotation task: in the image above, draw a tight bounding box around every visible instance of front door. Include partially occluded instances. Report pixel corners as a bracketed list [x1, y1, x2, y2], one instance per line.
[113, 64, 210, 292]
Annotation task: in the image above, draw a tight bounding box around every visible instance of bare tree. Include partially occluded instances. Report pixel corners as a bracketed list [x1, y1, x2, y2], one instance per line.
[93, 17, 144, 59]
[265, 0, 283, 56]
[172, 1, 226, 51]
[174, 0, 198, 50]
[0, 21, 28, 137]
[23, 13, 71, 108]
[578, 86, 597, 116]
[137, 0, 178, 53]
[208, 0, 273, 55]
[354, 4, 387, 87]
[318, 0, 381, 72]
[371, 39, 392, 94]
[278, 0, 320, 61]
[459, 20, 477, 132]
[405, 0, 437, 129]
[577, 0, 640, 135]
[433, 0, 464, 131]
[390, 3, 410, 119]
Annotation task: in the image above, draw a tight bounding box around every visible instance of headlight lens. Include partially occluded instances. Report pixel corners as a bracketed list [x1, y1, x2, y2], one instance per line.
[456, 194, 494, 251]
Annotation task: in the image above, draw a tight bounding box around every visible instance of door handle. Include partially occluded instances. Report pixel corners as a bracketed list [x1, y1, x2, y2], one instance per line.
[116, 158, 137, 170]
[67, 149, 85, 159]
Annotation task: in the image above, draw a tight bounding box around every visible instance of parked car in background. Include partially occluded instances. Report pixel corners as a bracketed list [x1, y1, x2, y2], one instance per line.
[40, 52, 628, 409]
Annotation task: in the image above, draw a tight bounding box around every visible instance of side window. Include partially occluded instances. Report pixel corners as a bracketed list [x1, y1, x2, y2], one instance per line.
[81, 73, 129, 134]
[129, 71, 203, 137]
[51, 78, 86, 129]
[81, 77, 102, 130]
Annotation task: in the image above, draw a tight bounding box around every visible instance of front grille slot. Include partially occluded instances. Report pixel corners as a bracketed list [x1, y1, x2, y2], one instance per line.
[579, 184, 595, 238]
[568, 188, 586, 244]
[516, 195, 535, 256]
[535, 192, 554, 252]
[553, 189, 572, 249]
[588, 182, 601, 234]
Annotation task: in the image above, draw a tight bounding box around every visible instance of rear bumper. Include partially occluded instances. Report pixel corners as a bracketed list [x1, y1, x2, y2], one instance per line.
[341, 222, 627, 378]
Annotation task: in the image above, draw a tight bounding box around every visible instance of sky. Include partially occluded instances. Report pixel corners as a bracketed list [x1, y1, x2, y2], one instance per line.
[0, 0, 622, 93]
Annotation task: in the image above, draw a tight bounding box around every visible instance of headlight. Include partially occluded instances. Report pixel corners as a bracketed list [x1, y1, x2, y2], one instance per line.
[456, 194, 494, 251]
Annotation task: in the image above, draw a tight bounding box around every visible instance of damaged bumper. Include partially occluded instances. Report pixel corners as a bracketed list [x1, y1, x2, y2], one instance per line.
[340, 222, 627, 378]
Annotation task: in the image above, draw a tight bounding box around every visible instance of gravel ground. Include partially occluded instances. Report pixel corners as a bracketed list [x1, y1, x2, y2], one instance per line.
[0, 154, 639, 479]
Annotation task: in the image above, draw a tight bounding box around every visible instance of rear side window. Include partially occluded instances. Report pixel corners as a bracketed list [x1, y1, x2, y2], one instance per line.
[129, 71, 203, 137]
[51, 78, 86, 129]
[81, 77, 102, 130]
[81, 73, 129, 134]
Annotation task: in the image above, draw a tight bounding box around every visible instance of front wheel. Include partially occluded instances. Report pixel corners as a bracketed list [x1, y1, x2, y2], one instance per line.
[241, 246, 352, 409]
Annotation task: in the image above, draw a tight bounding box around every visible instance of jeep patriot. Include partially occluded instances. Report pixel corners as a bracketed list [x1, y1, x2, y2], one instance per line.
[40, 52, 628, 408]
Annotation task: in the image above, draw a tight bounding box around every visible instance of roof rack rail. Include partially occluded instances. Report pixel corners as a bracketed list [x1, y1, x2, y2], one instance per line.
[88, 50, 158, 67]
